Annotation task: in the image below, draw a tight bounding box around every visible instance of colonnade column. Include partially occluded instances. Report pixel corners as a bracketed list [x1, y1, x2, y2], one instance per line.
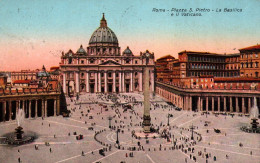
[63, 73, 66, 94]
[104, 72, 107, 93]
[54, 99, 57, 116]
[2, 102, 6, 121]
[35, 100, 38, 117]
[189, 96, 192, 111]
[236, 97, 239, 113]
[224, 97, 227, 112]
[130, 72, 133, 92]
[200, 98, 203, 111]
[41, 100, 44, 117]
[248, 97, 251, 113]
[8, 101, 12, 120]
[230, 97, 233, 112]
[139, 72, 143, 92]
[197, 97, 200, 111]
[57, 98, 60, 116]
[86, 72, 89, 93]
[44, 100, 47, 117]
[22, 100, 25, 111]
[16, 101, 19, 115]
[212, 97, 214, 111]
[206, 96, 209, 112]
[242, 97, 245, 113]
[94, 72, 98, 92]
[113, 72, 116, 93]
[119, 72, 122, 92]
[218, 97, 220, 112]
[29, 100, 31, 118]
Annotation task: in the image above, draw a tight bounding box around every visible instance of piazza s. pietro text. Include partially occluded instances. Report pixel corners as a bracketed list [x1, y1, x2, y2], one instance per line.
[152, 7, 243, 16]
[0, 0, 259, 163]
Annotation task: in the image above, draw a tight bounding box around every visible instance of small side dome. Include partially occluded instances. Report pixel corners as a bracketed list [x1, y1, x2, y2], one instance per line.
[76, 45, 87, 55]
[123, 46, 133, 56]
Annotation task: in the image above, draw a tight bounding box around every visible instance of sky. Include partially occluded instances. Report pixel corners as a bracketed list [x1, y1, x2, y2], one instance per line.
[0, 0, 259, 71]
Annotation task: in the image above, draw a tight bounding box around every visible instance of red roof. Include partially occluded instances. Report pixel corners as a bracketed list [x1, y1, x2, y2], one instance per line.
[13, 80, 31, 84]
[239, 44, 260, 51]
[214, 77, 260, 82]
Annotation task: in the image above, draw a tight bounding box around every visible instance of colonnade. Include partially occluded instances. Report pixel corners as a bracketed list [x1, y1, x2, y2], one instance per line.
[0, 97, 60, 122]
[156, 86, 259, 114]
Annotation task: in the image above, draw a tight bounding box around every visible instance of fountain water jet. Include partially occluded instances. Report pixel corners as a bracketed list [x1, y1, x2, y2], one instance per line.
[3, 109, 35, 145]
[241, 97, 260, 133]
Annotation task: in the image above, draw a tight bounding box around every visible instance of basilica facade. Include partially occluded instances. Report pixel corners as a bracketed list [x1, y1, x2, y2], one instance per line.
[60, 14, 155, 96]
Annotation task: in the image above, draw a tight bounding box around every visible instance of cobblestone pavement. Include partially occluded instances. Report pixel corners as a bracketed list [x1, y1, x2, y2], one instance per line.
[0, 93, 259, 163]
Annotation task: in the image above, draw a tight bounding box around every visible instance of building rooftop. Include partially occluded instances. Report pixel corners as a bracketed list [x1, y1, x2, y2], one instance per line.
[239, 44, 260, 51]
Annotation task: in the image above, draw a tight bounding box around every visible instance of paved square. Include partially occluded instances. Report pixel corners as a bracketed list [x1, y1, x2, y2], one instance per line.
[0, 93, 259, 163]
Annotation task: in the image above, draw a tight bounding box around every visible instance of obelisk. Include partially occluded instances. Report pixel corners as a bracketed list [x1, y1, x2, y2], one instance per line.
[143, 55, 151, 133]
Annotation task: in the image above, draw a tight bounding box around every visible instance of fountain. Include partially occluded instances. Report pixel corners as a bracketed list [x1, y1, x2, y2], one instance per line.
[4, 109, 35, 145]
[241, 97, 260, 133]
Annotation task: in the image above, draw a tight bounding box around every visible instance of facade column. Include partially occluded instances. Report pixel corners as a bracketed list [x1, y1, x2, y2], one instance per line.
[75, 72, 79, 94]
[2, 102, 6, 121]
[86, 72, 89, 93]
[224, 97, 227, 112]
[130, 71, 133, 92]
[44, 99, 47, 117]
[54, 99, 57, 116]
[230, 97, 233, 112]
[122, 71, 125, 92]
[98, 72, 101, 92]
[63, 73, 66, 94]
[206, 96, 209, 112]
[35, 100, 38, 117]
[119, 72, 122, 92]
[113, 71, 116, 93]
[218, 97, 220, 112]
[242, 97, 245, 114]
[104, 72, 107, 93]
[41, 100, 44, 117]
[236, 97, 239, 113]
[29, 100, 31, 118]
[212, 97, 215, 111]
[94, 72, 98, 92]
[139, 72, 143, 92]
[248, 97, 251, 113]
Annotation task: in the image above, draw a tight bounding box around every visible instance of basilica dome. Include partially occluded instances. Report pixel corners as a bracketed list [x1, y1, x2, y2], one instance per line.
[89, 14, 118, 45]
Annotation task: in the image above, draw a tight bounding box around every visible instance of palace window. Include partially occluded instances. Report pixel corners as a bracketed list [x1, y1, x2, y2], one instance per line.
[108, 72, 112, 77]
[68, 58, 72, 64]
[256, 72, 259, 78]
[81, 60, 84, 64]
[116, 73, 119, 77]
[101, 73, 104, 77]
[135, 60, 138, 64]
[255, 62, 259, 68]
[81, 73, 84, 78]
[90, 60, 94, 64]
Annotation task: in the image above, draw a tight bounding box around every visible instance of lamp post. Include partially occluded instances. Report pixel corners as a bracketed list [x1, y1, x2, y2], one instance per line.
[167, 113, 170, 126]
[190, 124, 195, 140]
[116, 129, 120, 146]
[108, 116, 112, 128]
